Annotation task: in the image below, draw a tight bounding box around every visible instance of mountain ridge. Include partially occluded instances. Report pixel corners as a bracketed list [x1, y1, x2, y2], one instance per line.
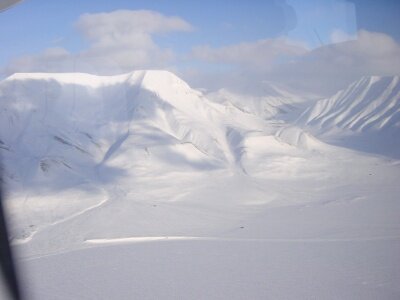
[298, 75, 400, 133]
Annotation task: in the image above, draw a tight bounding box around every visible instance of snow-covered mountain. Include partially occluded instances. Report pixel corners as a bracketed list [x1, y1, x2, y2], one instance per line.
[2, 71, 400, 300]
[297, 75, 400, 158]
[206, 85, 306, 121]
[0, 70, 270, 188]
[298, 76, 400, 133]
[1, 70, 309, 242]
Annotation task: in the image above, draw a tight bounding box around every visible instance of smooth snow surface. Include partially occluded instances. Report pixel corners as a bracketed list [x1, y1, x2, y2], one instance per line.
[1, 71, 400, 299]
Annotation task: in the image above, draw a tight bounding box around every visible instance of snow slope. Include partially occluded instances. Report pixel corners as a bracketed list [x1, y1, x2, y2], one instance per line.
[0, 70, 266, 185]
[298, 76, 400, 157]
[0, 70, 281, 243]
[1, 71, 399, 299]
[206, 85, 306, 121]
[299, 76, 400, 132]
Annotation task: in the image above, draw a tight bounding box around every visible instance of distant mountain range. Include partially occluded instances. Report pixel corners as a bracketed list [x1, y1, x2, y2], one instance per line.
[1, 71, 399, 189]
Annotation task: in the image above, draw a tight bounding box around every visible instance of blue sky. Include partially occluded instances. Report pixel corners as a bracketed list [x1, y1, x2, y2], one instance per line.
[0, 0, 399, 95]
[0, 0, 358, 64]
[0, 1, 269, 62]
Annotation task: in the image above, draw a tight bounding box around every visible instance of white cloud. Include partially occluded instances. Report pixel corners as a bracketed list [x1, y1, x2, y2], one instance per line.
[5, 47, 73, 74]
[188, 30, 400, 96]
[191, 38, 308, 70]
[76, 10, 192, 42]
[4, 10, 193, 75]
[269, 30, 400, 95]
[330, 29, 356, 44]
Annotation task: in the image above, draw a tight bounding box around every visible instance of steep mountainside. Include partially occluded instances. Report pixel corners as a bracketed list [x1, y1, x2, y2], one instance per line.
[206, 85, 306, 121]
[297, 76, 400, 158]
[298, 76, 400, 133]
[0, 70, 270, 188]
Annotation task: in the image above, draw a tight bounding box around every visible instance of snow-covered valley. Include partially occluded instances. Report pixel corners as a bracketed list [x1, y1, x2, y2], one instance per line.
[1, 71, 399, 299]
